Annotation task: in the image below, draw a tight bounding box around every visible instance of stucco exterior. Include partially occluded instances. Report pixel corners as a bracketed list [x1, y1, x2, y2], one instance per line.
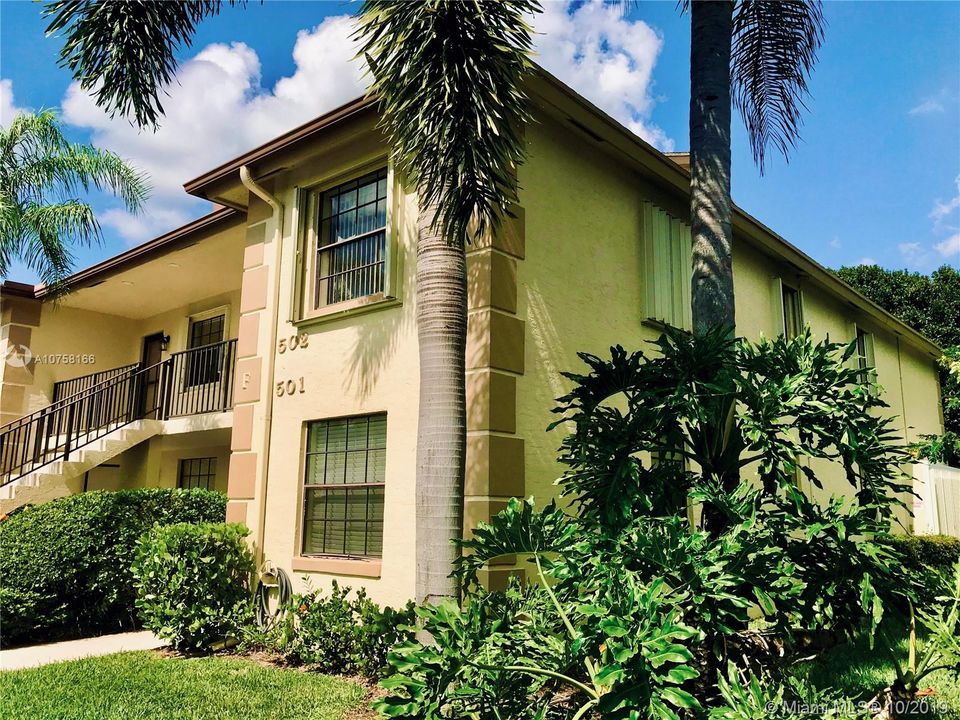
[0, 73, 945, 607]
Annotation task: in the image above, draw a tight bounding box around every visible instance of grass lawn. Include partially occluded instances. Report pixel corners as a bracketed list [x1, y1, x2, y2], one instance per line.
[0, 651, 366, 720]
[794, 612, 960, 720]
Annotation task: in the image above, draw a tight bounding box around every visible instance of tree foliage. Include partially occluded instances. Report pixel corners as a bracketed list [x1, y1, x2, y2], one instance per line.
[0, 110, 148, 288]
[44, 0, 243, 129]
[376, 330, 910, 719]
[356, 0, 539, 247]
[837, 264, 960, 443]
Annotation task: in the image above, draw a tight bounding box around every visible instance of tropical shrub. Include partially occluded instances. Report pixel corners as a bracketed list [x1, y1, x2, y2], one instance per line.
[868, 562, 960, 718]
[269, 581, 416, 679]
[132, 522, 254, 651]
[377, 329, 911, 718]
[0, 488, 225, 647]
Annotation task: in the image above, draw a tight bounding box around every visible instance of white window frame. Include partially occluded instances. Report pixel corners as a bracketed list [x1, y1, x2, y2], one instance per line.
[641, 201, 692, 331]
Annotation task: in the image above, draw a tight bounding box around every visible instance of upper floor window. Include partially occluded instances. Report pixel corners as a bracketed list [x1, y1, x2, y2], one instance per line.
[855, 325, 877, 386]
[781, 283, 803, 340]
[641, 201, 692, 331]
[186, 312, 225, 387]
[315, 168, 388, 309]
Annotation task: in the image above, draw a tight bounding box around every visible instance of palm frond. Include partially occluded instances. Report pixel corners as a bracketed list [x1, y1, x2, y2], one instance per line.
[1, 111, 148, 289]
[356, 0, 540, 246]
[43, 0, 240, 128]
[731, 0, 825, 172]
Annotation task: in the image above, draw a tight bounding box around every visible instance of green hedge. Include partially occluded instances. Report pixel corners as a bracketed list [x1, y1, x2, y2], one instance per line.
[133, 522, 254, 650]
[0, 488, 226, 647]
[890, 534, 960, 572]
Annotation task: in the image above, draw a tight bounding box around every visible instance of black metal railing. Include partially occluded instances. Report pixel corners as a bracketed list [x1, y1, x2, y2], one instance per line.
[52, 364, 140, 403]
[0, 339, 237, 487]
[164, 340, 237, 418]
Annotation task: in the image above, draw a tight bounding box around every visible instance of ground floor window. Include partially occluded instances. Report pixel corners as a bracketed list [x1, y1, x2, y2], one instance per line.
[178, 457, 217, 490]
[301, 413, 386, 558]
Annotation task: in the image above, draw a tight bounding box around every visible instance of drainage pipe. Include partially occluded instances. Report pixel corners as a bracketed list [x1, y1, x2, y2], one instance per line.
[239, 165, 283, 567]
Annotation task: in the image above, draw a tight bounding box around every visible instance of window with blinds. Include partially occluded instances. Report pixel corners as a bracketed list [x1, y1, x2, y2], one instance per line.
[771, 278, 804, 339]
[301, 414, 386, 558]
[315, 169, 388, 308]
[641, 201, 692, 331]
[855, 325, 877, 387]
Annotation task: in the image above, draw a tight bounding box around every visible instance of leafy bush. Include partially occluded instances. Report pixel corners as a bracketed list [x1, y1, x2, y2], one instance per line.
[890, 534, 960, 573]
[377, 329, 911, 718]
[0, 488, 225, 647]
[272, 581, 416, 679]
[132, 522, 254, 651]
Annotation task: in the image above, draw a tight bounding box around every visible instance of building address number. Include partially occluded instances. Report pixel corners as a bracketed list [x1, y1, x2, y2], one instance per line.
[276, 377, 306, 397]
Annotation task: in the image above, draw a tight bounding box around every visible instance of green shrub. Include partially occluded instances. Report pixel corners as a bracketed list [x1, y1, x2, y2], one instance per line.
[281, 581, 415, 679]
[132, 522, 254, 650]
[0, 488, 225, 647]
[378, 329, 911, 719]
[890, 534, 960, 572]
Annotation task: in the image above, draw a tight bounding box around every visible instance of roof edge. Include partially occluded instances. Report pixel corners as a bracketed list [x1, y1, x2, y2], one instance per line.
[1, 207, 243, 301]
[183, 95, 378, 198]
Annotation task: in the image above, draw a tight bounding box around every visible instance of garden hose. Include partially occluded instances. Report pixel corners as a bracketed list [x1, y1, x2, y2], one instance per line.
[254, 563, 292, 630]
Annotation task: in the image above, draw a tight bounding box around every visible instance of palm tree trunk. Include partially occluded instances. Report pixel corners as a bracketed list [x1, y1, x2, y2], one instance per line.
[414, 188, 467, 607]
[690, 0, 735, 335]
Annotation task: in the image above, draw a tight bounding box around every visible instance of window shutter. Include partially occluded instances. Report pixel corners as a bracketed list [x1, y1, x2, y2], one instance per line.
[771, 277, 786, 336]
[641, 201, 692, 330]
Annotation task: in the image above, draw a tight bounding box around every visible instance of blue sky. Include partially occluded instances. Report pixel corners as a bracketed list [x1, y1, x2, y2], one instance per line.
[1, 0, 957, 283]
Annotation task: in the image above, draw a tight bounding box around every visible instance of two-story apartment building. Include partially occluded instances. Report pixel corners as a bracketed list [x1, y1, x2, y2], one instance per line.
[0, 69, 944, 607]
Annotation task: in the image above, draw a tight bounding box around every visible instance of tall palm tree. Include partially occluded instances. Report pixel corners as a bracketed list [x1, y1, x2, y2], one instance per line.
[357, 1, 538, 605]
[42, 0, 537, 605]
[0, 110, 148, 290]
[687, 0, 824, 333]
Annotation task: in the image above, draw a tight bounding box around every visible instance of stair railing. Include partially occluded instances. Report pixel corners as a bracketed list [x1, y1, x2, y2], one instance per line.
[0, 339, 237, 487]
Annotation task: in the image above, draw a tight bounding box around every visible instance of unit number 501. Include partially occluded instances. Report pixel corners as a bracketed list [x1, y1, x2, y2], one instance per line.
[276, 377, 305, 397]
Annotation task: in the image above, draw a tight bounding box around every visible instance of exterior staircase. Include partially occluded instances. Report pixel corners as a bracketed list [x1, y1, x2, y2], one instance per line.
[0, 339, 237, 514]
[0, 420, 162, 513]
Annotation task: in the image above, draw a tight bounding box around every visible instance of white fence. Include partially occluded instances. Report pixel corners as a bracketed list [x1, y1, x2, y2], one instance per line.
[913, 461, 960, 537]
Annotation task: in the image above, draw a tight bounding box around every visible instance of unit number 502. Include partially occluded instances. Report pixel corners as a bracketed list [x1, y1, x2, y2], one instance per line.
[276, 377, 306, 397]
[278, 333, 309, 353]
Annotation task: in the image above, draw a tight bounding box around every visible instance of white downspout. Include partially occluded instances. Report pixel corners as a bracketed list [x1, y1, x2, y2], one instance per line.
[239, 165, 283, 566]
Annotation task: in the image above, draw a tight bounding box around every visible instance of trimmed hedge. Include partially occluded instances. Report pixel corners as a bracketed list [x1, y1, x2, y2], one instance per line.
[133, 522, 254, 650]
[0, 488, 225, 647]
[890, 534, 960, 572]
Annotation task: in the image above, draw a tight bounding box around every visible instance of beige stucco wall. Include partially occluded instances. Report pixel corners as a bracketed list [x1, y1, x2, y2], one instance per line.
[14, 290, 241, 414]
[104, 428, 231, 493]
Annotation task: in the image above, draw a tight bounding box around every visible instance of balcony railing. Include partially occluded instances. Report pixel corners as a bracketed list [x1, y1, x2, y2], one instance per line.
[0, 339, 237, 486]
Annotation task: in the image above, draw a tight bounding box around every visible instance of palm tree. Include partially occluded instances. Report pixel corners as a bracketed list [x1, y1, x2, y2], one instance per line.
[42, 0, 537, 605]
[0, 110, 148, 290]
[687, 0, 824, 333]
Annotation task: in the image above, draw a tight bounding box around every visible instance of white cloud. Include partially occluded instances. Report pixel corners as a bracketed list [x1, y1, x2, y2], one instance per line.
[533, 0, 674, 151]
[829, 236, 841, 249]
[935, 233, 960, 260]
[858, 257, 876, 266]
[930, 175, 960, 231]
[61, 16, 367, 243]
[0, 78, 24, 127]
[908, 98, 944, 116]
[58, 6, 675, 245]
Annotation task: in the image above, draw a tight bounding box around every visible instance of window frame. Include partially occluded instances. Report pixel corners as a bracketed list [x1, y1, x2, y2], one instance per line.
[773, 278, 804, 339]
[641, 201, 693, 331]
[854, 323, 878, 388]
[183, 306, 229, 388]
[295, 158, 401, 324]
[297, 412, 388, 560]
[177, 456, 218, 490]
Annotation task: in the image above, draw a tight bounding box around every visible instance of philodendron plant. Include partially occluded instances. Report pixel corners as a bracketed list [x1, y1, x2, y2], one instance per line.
[868, 562, 960, 720]
[376, 329, 912, 719]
